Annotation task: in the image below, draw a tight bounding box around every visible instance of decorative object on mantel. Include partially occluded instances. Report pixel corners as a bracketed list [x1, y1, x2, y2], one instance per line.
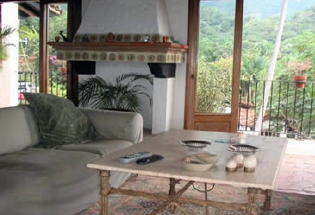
[79, 73, 153, 112]
[59, 30, 71, 42]
[54, 36, 61, 42]
[73, 33, 173, 43]
[105, 32, 115, 42]
[48, 33, 188, 63]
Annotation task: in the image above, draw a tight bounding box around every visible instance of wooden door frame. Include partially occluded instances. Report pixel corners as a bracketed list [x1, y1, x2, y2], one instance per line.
[184, 0, 244, 132]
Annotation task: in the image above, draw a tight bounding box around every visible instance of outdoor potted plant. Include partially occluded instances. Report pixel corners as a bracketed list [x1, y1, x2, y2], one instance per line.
[288, 60, 312, 88]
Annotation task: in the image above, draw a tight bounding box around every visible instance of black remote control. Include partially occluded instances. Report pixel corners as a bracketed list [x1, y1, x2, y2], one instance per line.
[136, 154, 164, 165]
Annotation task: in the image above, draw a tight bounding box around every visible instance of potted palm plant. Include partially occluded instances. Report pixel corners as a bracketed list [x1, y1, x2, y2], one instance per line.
[0, 26, 15, 66]
[79, 73, 153, 112]
[288, 60, 312, 88]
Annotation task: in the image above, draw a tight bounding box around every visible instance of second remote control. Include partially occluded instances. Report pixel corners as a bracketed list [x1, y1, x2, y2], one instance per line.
[136, 154, 164, 165]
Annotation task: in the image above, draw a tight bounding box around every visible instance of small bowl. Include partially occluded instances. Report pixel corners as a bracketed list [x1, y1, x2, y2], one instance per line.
[180, 140, 211, 152]
[183, 153, 218, 172]
[195, 152, 218, 163]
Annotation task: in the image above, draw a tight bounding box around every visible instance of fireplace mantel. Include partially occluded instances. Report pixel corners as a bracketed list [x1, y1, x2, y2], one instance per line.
[48, 41, 188, 63]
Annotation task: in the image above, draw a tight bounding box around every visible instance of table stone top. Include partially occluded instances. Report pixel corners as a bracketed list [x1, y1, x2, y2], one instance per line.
[87, 130, 287, 190]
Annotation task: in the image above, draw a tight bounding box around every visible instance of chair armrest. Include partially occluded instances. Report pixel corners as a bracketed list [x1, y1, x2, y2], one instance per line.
[81, 108, 143, 144]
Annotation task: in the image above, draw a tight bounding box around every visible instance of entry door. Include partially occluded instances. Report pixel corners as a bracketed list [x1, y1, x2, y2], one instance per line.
[185, 0, 243, 133]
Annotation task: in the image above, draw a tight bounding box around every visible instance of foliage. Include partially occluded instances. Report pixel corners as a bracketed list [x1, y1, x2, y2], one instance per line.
[18, 4, 68, 97]
[19, 23, 39, 73]
[287, 60, 312, 76]
[197, 57, 232, 112]
[79, 74, 153, 112]
[198, 3, 315, 135]
[0, 26, 15, 61]
[198, 4, 315, 109]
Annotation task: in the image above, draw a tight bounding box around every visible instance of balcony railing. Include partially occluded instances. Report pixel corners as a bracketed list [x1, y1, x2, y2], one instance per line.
[238, 80, 315, 138]
[18, 70, 67, 104]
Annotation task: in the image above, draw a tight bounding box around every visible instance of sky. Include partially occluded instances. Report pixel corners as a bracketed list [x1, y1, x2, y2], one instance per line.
[201, 0, 315, 18]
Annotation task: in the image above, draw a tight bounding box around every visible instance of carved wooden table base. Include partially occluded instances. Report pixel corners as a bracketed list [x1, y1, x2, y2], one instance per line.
[99, 170, 272, 215]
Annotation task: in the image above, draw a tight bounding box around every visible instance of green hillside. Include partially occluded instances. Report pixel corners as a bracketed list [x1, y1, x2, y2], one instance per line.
[197, 3, 315, 113]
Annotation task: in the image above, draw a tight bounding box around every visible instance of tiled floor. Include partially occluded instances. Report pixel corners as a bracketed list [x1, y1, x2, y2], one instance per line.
[275, 139, 315, 195]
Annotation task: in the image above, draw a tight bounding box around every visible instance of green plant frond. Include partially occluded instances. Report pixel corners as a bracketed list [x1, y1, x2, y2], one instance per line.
[0, 26, 15, 39]
[97, 95, 116, 109]
[133, 91, 152, 105]
[123, 94, 139, 112]
[0, 26, 15, 61]
[118, 73, 153, 85]
[79, 74, 152, 112]
[132, 74, 154, 85]
[79, 76, 109, 107]
[131, 84, 148, 91]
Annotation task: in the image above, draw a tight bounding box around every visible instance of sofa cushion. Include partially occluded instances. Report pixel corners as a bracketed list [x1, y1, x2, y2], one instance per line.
[24, 93, 99, 147]
[59, 139, 133, 156]
[0, 148, 99, 215]
[0, 106, 40, 155]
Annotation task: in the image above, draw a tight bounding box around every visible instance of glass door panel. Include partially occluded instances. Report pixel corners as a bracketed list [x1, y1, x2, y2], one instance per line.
[48, 3, 68, 97]
[196, 0, 236, 114]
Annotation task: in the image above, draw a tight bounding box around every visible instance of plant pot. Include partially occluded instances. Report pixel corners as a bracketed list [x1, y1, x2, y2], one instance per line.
[294, 75, 307, 88]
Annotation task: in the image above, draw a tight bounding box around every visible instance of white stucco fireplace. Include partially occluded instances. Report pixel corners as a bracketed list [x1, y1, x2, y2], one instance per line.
[59, 0, 189, 133]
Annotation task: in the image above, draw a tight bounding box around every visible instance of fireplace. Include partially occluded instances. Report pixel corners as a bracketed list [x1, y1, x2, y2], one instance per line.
[49, 0, 188, 134]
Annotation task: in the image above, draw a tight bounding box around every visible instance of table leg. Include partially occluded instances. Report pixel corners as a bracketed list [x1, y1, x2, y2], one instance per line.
[100, 170, 111, 215]
[262, 189, 272, 210]
[168, 178, 177, 213]
[247, 188, 258, 215]
[204, 183, 209, 215]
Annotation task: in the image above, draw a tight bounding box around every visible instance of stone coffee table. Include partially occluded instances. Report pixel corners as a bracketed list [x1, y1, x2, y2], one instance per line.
[87, 130, 287, 215]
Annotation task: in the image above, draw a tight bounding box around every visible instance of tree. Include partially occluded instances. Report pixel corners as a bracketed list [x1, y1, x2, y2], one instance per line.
[197, 57, 232, 112]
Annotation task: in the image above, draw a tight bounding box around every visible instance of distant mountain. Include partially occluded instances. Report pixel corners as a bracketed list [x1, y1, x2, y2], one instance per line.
[201, 0, 315, 18]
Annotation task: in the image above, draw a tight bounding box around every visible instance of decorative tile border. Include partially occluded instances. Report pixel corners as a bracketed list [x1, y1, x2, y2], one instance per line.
[73, 33, 173, 43]
[57, 50, 185, 63]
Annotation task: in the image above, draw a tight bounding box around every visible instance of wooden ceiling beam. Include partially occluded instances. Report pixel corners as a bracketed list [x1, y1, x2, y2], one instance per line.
[0, 0, 66, 3]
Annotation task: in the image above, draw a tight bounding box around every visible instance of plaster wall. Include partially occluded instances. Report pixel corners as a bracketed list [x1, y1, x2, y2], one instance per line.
[80, 0, 188, 129]
[78, 0, 170, 35]
[0, 3, 19, 108]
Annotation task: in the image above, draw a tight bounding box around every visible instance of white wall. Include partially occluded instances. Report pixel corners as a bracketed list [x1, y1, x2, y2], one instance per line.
[166, 0, 188, 129]
[80, 0, 188, 129]
[79, 0, 170, 35]
[0, 3, 19, 108]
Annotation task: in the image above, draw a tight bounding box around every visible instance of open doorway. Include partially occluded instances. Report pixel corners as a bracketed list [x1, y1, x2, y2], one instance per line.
[186, 0, 315, 139]
[239, 0, 315, 139]
[0, 2, 68, 107]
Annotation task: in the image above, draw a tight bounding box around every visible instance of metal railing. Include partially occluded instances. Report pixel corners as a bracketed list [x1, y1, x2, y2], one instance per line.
[238, 80, 315, 138]
[18, 70, 67, 104]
